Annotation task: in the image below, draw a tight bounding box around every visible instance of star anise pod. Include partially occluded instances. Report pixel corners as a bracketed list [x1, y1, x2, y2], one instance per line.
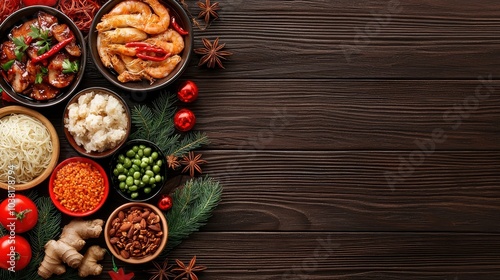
[197, 0, 220, 25]
[148, 259, 176, 280]
[166, 154, 181, 170]
[171, 256, 207, 280]
[194, 37, 232, 69]
[180, 152, 207, 177]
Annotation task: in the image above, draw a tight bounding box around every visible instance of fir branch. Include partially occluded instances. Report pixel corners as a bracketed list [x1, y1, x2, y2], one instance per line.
[160, 176, 222, 258]
[18, 196, 62, 280]
[167, 131, 210, 157]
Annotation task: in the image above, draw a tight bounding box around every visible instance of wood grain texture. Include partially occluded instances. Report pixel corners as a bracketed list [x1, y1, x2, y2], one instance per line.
[200, 150, 500, 232]
[85, 232, 500, 280]
[183, 0, 500, 79]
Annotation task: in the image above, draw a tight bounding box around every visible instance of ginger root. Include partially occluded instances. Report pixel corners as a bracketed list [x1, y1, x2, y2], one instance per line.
[38, 219, 105, 279]
[78, 245, 106, 277]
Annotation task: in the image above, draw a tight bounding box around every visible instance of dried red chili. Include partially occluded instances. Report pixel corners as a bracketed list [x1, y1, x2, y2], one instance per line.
[170, 16, 189, 36]
[136, 52, 171, 62]
[31, 36, 74, 63]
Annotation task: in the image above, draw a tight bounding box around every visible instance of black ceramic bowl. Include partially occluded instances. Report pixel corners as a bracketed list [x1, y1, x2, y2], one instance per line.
[0, 6, 86, 107]
[88, 0, 193, 92]
[109, 139, 167, 202]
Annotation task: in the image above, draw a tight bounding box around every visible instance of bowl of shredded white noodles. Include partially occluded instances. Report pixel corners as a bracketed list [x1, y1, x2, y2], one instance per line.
[0, 106, 60, 190]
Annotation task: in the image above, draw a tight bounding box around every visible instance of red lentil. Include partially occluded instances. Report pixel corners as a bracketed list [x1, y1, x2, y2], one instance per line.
[53, 161, 104, 213]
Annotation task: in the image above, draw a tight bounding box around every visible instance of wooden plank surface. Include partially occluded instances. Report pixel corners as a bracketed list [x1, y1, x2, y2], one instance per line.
[2, 0, 500, 278]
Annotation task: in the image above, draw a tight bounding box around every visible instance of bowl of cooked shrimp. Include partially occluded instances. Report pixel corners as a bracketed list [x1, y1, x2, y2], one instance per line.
[0, 5, 86, 108]
[88, 0, 193, 93]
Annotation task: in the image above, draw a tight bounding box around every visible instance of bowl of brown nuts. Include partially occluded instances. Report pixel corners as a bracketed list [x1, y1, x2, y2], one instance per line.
[104, 202, 168, 264]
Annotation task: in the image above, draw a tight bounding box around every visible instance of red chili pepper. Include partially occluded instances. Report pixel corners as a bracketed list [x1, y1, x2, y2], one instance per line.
[136, 52, 171, 62]
[170, 16, 188, 36]
[125, 42, 153, 48]
[135, 46, 168, 54]
[31, 36, 74, 63]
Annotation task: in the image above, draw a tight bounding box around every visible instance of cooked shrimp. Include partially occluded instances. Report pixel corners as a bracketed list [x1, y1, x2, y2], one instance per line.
[117, 55, 154, 83]
[101, 28, 148, 44]
[141, 55, 181, 79]
[97, 32, 113, 68]
[144, 29, 184, 55]
[107, 0, 152, 16]
[96, 0, 170, 34]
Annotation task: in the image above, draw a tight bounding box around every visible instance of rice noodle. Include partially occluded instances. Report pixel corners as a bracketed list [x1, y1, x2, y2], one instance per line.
[0, 114, 53, 184]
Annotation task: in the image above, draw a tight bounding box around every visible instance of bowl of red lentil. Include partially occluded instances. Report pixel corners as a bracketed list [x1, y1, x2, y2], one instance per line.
[49, 157, 109, 217]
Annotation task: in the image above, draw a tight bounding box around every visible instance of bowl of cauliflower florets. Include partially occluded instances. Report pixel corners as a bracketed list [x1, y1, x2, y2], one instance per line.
[63, 87, 131, 158]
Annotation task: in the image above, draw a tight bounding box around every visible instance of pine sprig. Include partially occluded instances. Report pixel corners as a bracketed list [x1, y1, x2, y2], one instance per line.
[130, 91, 210, 157]
[167, 131, 210, 157]
[160, 176, 222, 258]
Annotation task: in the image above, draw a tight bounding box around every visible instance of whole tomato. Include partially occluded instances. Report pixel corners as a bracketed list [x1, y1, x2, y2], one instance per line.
[21, 0, 58, 7]
[0, 235, 32, 271]
[0, 194, 38, 233]
[173, 108, 196, 132]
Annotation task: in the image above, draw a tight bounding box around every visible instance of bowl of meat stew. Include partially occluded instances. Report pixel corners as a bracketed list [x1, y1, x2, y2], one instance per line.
[0, 6, 86, 107]
[88, 0, 192, 92]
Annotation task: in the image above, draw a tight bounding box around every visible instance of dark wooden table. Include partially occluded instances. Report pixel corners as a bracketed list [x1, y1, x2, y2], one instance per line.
[3, 0, 500, 279]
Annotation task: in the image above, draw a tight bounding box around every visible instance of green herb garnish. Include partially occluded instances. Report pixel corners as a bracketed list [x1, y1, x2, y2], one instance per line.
[1, 60, 14, 71]
[62, 59, 79, 74]
[29, 26, 52, 55]
[12, 36, 28, 61]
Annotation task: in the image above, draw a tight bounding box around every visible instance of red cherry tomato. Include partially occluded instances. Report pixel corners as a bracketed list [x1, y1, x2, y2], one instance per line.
[0, 194, 38, 233]
[177, 80, 199, 103]
[174, 108, 196, 132]
[0, 235, 32, 271]
[22, 0, 58, 6]
[158, 194, 173, 211]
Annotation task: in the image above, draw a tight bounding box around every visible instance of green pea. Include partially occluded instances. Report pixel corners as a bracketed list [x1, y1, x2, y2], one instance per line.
[149, 177, 156, 185]
[145, 170, 154, 177]
[137, 149, 144, 157]
[123, 158, 132, 168]
[155, 174, 162, 182]
[119, 182, 126, 190]
[134, 179, 141, 186]
[152, 165, 160, 174]
[117, 174, 127, 182]
[132, 145, 139, 152]
[133, 159, 142, 166]
[116, 163, 124, 173]
[138, 181, 146, 188]
[139, 144, 146, 149]
[125, 176, 134, 186]
[131, 192, 139, 199]
[132, 164, 140, 171]
[151, 152, 159, 160]
[113, 168, 119, 176]
[133, 171, 141, 179]
[118, 154, 125, 163]
[143, 147, 152, 157]
[129, 185, 138, 192]
[143, 187, 152, 194]
[127, 169, 135, 176]
[141, 157, 149, 164]
[156, 159, 163, 167]
[142, 174, 150, 184]
[126, 149, 135, 158]
[140, 161, 148, 168]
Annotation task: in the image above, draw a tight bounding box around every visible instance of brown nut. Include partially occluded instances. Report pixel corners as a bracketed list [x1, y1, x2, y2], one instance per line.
[118, 211, 125, 220]
[120, 250, 130, 259]
[109, 228, 116, 236]
[119, 221, 132, 231]
[148, 224, 161, 232]
[110, 237, 119, 244]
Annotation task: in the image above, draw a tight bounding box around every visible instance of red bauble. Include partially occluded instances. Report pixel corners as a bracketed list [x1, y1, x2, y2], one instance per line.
[177, 80, 199, 103]
[174, 108, 196, 132]
[157, 194, 173, 211]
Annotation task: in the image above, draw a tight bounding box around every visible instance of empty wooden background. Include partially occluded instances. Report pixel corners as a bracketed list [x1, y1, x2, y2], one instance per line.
[3, 0, 500, 279]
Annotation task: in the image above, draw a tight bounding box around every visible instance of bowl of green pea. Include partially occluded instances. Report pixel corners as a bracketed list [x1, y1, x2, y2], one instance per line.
[109, 139, 167, 202]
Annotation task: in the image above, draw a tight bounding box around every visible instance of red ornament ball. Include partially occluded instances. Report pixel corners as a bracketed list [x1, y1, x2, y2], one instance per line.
[177, 80, 199, 103]
[157, 194, 173, 211]
[174, 108, 196, 131]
